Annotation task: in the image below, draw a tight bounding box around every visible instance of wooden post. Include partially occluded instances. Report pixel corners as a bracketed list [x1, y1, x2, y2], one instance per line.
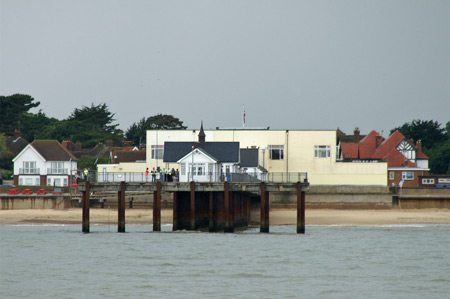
[224, 182, 234, 232]
[260, 182, 269, 233]
[209, 191, 215, 232]
[172, 191, 178, 231]
[247, 195, 251, 225]
[118, 181, 126, 233]
[82, 181, 90, 233]
[190, 181, 196, 230]
[153, 181, 161, 231]
[297, 182, 306, 234]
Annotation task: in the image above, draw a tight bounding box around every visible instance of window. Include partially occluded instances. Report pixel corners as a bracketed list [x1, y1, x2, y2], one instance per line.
[23, 161, 37, 174]
[389, 172, 394, 180]
[151, 145, 164, 159]
[422, 178, 434, 184]
[208, 163, 213, 175]
[269, 145, 284, 160]
[35, 178, 40, 185]
[315, 145, 331, 158]
[402, 172, 414, 180]
[50, 162, 64, 174]
[63, 178, 68, 186]
[181, 163, 186, 175]
[47, 178, 51, 185]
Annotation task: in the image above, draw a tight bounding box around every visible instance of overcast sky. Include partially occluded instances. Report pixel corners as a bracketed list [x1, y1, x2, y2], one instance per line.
[1, 0, 449, 137]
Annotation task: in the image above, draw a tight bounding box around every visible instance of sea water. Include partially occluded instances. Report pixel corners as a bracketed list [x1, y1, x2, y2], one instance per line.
[1, 224, 450, 299]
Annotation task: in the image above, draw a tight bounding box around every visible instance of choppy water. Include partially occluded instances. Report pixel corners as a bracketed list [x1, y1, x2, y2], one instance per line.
[1, 224, 450, 299]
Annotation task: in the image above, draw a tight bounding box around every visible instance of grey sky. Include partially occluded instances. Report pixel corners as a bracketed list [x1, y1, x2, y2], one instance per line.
[1, 0, 449, 137]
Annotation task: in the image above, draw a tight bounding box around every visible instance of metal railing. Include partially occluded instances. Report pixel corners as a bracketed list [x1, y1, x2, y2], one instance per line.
[19, 168, 40, 175]
[92, 171, 308, 183]
[47, 168, 69, 175]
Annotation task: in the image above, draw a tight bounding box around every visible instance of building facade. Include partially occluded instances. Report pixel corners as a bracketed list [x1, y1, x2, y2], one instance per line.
[12, 140, 78, 187]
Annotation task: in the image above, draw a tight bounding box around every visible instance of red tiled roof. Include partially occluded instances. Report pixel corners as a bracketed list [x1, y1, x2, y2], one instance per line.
[358, 131, 379, 159]
[341, 143, 359, 159]
[385, 149, 417, 168]
[370, 131, 404, 160]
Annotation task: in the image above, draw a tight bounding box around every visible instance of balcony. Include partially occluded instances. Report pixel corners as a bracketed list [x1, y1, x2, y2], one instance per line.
[19, 168, 40, 175]
[47, 168, 69, 175]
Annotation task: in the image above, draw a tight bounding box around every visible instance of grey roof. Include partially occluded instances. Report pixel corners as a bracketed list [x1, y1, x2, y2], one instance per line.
[239, 148, 259, 167]
[163, 142, 239, 163]
[6, 136, 29, 155]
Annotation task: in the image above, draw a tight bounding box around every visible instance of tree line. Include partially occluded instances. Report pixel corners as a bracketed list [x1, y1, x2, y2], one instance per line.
[1, 93, 449, 177]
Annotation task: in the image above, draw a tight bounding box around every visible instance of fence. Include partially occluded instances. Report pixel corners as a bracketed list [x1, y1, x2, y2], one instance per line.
[91, 171, 307, 183]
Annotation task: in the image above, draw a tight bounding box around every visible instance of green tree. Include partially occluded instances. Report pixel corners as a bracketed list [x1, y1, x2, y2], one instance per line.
[391, 119, 446, 149]
[0, 133, 14, 172]
[426, 140, 450, 174]
[68, 103, 118, 134]
[125, 114, 187, 145]
[21, 110, 60, 142]
[0, 94, 40, 135]
[77, 155, 110, 171]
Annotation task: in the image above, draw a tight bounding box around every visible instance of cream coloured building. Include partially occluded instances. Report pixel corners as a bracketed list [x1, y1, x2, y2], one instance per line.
[142, 128, 387, 186]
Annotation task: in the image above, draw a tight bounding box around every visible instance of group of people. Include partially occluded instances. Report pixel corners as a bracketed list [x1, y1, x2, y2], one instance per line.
[145, 167, 178, 182]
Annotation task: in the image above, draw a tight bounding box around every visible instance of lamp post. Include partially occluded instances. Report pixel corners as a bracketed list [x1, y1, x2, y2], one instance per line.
[191, 145, 194, 181]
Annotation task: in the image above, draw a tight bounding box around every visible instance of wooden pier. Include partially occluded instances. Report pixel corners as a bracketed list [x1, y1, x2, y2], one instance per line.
[80, 181, 309, 233]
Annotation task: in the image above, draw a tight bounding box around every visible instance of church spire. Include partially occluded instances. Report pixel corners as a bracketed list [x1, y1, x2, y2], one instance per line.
[198, 121, 206, 144]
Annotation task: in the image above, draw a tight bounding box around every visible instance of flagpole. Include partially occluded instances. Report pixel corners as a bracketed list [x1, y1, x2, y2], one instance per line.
[243, 105, 245, 128]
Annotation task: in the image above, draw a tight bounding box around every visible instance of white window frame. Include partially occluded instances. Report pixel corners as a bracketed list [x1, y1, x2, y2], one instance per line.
[269, 145, 284, 160]
[23, 161, 37, 174]
[422, 178, 434, 184]
[402, 172, 414, 180]
[314, 145, 331, 158]
[50, 161, 64, 174]
[389, 172, 395, 180]
[151, 145, 164, 160]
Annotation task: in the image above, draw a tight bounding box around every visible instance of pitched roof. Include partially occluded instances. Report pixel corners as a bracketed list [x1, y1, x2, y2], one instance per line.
[6, 136, 29, 155]
[370, 130, 404, 160]
[163, 142, 239, 163]
[113, 150, 146, 163]
[31, 140, 78, 161]
[239, 148, 259, 167]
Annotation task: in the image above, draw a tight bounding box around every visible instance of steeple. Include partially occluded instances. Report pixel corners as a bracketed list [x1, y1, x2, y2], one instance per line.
[198, 121, 206, 144]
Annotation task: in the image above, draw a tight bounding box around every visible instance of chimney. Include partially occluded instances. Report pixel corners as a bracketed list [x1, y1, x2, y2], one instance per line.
[375, 135, 383, 148]
[106, 139, 113, 148]
[13, 129, 21, 139]
[74, 141, 82, 151]
[62, 139, 73, 152]
[353, 127, 360, 143]
[198, 121, 206, 144]
[416, 140, 422, 157]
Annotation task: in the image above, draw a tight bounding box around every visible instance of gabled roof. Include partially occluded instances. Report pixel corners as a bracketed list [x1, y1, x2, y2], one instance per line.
[163, 142, 239, 163]
[239, 148, 259, 167]
[371, 131, 404, 160]
[385, 149, 417, 168]
[359, 131, 380, 159]
[31, 140, 78, 161]
[6, 136, 29, 155]
[176, 147, 218, 163]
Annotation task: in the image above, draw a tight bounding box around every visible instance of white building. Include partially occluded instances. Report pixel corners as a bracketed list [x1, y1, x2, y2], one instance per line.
[13, 140, 78, 187]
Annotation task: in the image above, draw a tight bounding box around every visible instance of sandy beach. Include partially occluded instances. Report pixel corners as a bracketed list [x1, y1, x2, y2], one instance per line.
[1, 208, 450, 225]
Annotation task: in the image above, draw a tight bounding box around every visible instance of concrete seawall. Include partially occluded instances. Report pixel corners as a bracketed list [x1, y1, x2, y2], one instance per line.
[1, 195, 74, 210]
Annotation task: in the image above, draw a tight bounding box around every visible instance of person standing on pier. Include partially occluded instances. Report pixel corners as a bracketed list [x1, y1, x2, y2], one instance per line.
[145, 168, 149, 182]
[151, 168, 157, 182]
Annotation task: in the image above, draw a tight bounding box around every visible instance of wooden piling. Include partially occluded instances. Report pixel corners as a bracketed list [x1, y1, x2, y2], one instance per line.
[297, 182, 305, 234]
[118, 181, 126, 233]
[172, 191, 178, 231]
[209, 191, 215, 232]
[82, 181, 90, 233]
[260, 182, 269, 233]
[224, 182, 234, 232]
[153, 181, 162, 231]
[190, 181, 196, 230]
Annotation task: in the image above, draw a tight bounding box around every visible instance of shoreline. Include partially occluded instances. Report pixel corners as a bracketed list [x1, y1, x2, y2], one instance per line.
[1, 208, 450, 226]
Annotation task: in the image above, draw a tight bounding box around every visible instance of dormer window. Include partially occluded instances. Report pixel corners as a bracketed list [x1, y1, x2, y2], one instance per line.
[396, 140, 416, 160]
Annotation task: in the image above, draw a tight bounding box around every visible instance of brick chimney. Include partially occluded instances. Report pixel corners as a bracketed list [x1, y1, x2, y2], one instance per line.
[416, 140, 423, 156]
[13, 129, 21, 139]
[106, 139, 113, 148]
[353, 127, 361, 143]
[62, 140, 73, 152]
[375, 135, 383, 148]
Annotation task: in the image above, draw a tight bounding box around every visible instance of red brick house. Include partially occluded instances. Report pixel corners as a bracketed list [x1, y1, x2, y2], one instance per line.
[340, 128, 429, 187]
